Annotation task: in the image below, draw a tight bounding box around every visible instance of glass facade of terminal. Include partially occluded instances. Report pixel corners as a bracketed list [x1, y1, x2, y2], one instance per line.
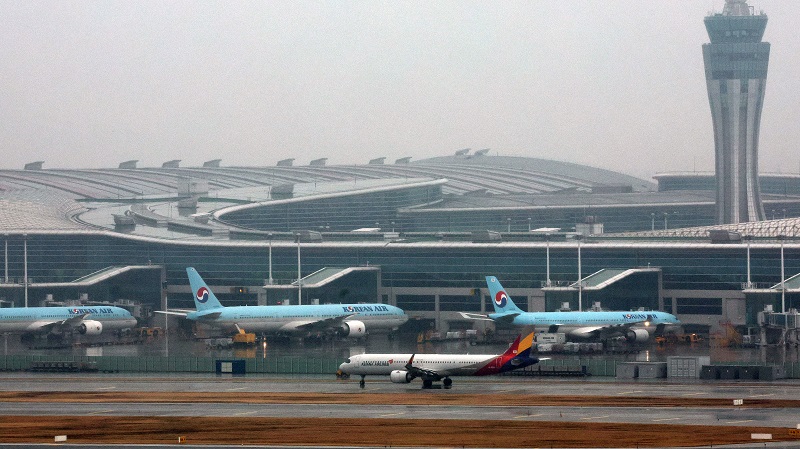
[216, 185, 442, 232]
[1, 233, 797, 316]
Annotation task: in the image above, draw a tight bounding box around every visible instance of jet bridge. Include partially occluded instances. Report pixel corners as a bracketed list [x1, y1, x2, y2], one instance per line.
[263, 266, 380, 306]
[541, 267, 662, 312]
[0, 265, 162, 289]
[0, 265, 163, 312]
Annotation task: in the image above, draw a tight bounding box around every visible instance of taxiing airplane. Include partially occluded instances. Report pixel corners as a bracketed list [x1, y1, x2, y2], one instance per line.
[164, 267, 408, 337]
[338, 332, 540, 388]
[0, 305, 137, 338]
[461, 276, 680, 343]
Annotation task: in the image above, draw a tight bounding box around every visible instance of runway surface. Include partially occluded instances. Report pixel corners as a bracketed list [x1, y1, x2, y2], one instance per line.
[2, 373, 800, 448]
[1, 373, 800, 425]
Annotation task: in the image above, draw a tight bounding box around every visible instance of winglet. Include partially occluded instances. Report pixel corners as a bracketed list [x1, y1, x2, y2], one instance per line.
[405, 354, 416, 370]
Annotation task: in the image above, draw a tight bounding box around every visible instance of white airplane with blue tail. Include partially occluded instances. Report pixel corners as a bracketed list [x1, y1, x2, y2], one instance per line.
[165, 268, 408, 337]
[461, 276, 681, 343]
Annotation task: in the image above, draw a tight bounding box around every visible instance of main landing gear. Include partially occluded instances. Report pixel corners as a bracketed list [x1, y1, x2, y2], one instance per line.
[421, 377, 452, 389]
[359, 375, 366, 389]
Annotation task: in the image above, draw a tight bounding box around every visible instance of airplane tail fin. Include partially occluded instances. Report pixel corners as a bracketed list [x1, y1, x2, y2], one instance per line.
[515, 332, 535, 358]
[501, 334, 523, 357]
[186, 267, 224, 311]
[485, 276, 523, 314]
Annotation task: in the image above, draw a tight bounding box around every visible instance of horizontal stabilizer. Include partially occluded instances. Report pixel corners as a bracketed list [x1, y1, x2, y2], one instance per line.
[154, 310, 189, 317]
[458, 312, 493, 321]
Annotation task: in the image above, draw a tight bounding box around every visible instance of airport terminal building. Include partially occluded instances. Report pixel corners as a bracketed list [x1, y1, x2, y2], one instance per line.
[2, 154, 799, 339]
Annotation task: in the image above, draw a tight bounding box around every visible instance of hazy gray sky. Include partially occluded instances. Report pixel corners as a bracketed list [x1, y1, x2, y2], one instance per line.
[1, 1, 798, 180]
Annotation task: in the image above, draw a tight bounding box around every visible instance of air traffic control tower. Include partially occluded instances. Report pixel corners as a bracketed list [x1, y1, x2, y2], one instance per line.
[703, 0, 769, 224]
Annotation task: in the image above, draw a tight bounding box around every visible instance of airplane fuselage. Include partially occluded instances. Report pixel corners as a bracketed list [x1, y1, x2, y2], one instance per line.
[340, 353, 528, 377]
[0, 306, 137, 334]
[187, 303, 407, 333]
[500, 310, 679, 328]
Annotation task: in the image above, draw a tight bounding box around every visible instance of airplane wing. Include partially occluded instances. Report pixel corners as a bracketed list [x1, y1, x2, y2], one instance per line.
[36, 313, 90, 333]
[569, 322, 642, 340]
[287, 313, 359, 333]
[404, 354, 444, 382]
[458, 312, 494, 321]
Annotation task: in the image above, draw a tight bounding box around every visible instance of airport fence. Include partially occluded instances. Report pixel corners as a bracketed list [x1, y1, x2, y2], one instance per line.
[0, 354, 342, 375]
[1, 354, 798, 378]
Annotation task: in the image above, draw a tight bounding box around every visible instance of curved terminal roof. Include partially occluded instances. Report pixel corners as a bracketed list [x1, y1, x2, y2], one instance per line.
[0, 155, 653, 201]
[2, 154, 800, 239]
[0, 190, 87, 231]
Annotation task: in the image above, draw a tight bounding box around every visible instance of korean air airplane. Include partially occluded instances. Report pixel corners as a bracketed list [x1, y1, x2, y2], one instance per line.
[338, 332, 540, 388]
[0, 306, 137, 337]
[461, 276, 681, 343]
[166, 267, 408, 337]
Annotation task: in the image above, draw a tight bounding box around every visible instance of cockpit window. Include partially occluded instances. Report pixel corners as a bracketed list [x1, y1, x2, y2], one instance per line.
[344, 358, 350, 364]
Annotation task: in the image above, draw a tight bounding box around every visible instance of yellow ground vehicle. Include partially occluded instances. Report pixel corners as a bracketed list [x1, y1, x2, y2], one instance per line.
[232, 330, 256, 345]
[656, 333, 703, 345]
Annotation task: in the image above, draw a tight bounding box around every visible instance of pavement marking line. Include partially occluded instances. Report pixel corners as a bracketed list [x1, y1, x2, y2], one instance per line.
[681, 392, 708, 396]
[226, 387, 246, 392]
[581, 415, 610, 420]
[727, 419, 754, 424]
[96, 386, 116, 390]
[88, 409, 114, 415]
[617, 390, 644, 395]
[233, 411, 259, 416]
[379, 412, 406, 418]
[748, 393, 775, 398]
[652, 417, 682, 422]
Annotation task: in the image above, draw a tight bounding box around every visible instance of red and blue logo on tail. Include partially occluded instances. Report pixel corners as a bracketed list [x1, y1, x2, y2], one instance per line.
[474, 333, 538, 376]
[196, 287, 210, 303]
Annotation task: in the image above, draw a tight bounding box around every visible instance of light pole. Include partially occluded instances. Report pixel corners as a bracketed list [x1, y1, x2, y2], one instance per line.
[545, 234, 551, 287]
[267, 232, 273, 285]
[4, 235, 7, 284]
[296, 233, 302, 305]
[527, 217, 532, 232]
[23, 234, 28, 308]
[744, 235, 752, 289]
[663, 212, 669, 230]
[507, 218, 511, 233]
[780, 235, 785, 313]
[650, 213, 655, 231]
[576, 235, 583, 312]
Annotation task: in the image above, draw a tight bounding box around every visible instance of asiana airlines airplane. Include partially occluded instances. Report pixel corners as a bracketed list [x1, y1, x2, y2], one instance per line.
[338, 332, 541, 388]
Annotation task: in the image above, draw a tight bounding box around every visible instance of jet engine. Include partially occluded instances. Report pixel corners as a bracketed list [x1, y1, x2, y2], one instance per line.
[389, 370, 414, 383]
[626, 328, 650, 342]
[339, 320, 366, 338]
[78, 320, 103, 335]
